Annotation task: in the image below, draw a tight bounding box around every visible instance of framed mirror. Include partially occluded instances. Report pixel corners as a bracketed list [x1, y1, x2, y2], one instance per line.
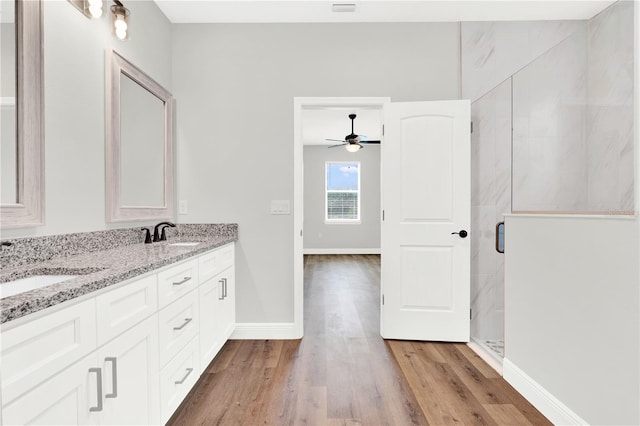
[106, 49, 174, 222]
[1, 0, 44, 228]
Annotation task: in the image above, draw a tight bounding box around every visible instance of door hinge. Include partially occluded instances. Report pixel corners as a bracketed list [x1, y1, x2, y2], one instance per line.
[470, 121, 474, 134]
[382, 294, 385, 305]
[470, 308, 472, 320]
[300, 229, 303, 237]
[382, 124, 385, 136]
[382, 210, 385, 221]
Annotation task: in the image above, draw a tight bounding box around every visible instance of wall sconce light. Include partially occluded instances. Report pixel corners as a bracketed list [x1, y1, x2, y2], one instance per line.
[111, 1, 130, 41]
[68, 0, 103, 19]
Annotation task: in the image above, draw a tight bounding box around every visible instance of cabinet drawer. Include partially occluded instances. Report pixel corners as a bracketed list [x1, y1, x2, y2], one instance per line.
[160, 335, 200, 424]
[157, 259, 198, 308]
[0, 298, 97, 405]
[159, 289, 199, 366]
[96, 274, 158, 346]
[198, 244, 234, 283]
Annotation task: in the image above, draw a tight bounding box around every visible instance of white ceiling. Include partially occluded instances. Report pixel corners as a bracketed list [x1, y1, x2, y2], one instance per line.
[154, 1, 615, 24]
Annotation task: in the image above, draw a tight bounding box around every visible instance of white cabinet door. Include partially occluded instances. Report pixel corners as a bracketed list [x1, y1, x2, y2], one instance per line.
[2, 353, 99, 426]
[199, 274, 221, 368]
[217, 266, 235, 342]
[97, 315, 160, 426]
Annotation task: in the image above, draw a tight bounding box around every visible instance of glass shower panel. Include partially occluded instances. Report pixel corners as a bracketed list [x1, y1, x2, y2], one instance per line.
[470, 78, 511, 359]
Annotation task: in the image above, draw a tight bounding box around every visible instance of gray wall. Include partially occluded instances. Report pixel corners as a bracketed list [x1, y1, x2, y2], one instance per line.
[303, 145, 380, 252]
[172, 23, 461, 323]
[1, 0, 172, 239]
[504, 215, 638, 425]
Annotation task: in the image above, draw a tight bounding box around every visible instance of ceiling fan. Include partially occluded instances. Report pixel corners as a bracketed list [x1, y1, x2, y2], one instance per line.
[327, 114, 381, 152]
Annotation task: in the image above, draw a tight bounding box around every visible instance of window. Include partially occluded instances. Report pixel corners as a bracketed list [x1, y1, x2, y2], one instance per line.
[325, 161, 360, 222]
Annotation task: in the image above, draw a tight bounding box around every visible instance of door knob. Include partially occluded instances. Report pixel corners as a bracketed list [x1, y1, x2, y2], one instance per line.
[452, 230, 468, 238]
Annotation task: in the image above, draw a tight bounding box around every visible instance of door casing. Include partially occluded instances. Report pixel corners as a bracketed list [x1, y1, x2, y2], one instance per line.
[293, 97, 390, 338]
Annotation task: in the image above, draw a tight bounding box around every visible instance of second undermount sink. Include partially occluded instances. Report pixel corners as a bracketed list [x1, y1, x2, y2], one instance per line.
[168, 242, 201, 247]
[0, 275, 78, 299]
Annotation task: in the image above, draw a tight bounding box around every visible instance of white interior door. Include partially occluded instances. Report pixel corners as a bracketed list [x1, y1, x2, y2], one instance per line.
[381, 100, 470, 342]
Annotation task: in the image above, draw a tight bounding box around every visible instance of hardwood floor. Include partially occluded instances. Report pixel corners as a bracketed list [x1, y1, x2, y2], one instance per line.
[169, 255, 550, 425]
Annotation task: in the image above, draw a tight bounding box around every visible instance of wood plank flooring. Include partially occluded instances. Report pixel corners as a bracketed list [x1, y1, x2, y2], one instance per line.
[169, 254, 550, 425]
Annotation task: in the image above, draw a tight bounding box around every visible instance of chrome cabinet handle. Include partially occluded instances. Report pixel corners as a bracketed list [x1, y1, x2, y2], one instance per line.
[105, 357, 118, 398]
[218, 278, 225, 300]
[174, 368, 194, 385]
[88, 367, 103, 412]
[173, 317, 193, 330]
[222, 278, 228, 298]
[172, 276, 192, 286]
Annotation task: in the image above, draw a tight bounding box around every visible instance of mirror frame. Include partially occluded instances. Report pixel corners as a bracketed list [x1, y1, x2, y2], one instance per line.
[1, 0, 45, 228]
[105, 49, 174, 222]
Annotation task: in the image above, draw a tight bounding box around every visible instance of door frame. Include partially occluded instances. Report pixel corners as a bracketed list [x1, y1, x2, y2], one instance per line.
[292, 97, 391, 338]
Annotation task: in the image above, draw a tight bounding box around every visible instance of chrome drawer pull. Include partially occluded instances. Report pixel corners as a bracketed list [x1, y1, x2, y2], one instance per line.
[218, 278, 225, 300]
[173, 317, 193, 330]
[174, 368, 194, 385]
[105, 357, 118, 398]
[172, 276, 192, 286]
[88, 367, 103, 412]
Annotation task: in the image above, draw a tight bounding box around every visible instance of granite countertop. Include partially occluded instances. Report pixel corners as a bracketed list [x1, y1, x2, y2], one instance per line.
[0, 231, 237, 324]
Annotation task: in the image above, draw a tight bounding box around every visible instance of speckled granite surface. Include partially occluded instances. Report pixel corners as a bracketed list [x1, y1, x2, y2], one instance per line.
[0, 224, 238, 324]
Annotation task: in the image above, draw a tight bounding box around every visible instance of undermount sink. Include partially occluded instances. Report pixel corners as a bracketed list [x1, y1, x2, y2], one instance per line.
[168, 242, 201, 247]
[0, 275, 78, 299]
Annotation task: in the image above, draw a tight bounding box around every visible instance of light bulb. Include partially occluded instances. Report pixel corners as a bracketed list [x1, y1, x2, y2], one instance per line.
[115, 15, 127, 31]
[88, 5, 103, 18]
[345, 143, 361, 153]
[87, 0, 102, 18]
[115, 27, 127, 40]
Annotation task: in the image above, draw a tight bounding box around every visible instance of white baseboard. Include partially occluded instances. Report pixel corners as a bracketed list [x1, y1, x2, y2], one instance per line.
[467, 339, 503, 375]
[230, 322, 301, 340]
[503, 358, 588, 425]
[303, 248, 381, 255]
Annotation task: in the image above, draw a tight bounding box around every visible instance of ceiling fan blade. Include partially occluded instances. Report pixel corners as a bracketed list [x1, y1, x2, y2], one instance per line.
[359, 140, 381, 144]
[326, 138, 346, 143]
[328, 142, 348, 148]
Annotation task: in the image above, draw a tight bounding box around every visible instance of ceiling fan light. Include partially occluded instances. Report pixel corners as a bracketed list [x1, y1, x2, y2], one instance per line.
[346, 143, 361, 153]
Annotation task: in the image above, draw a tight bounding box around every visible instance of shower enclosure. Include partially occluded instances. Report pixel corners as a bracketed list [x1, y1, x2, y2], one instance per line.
[470, 0, 634, 363]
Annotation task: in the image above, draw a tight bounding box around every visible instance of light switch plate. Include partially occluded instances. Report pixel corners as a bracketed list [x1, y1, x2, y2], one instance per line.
[270, 200, 290, 215]
[179, 200, 188, 215]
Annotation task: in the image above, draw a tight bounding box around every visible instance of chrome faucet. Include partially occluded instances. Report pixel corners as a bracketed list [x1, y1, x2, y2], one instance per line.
[153, 222, 176, 242]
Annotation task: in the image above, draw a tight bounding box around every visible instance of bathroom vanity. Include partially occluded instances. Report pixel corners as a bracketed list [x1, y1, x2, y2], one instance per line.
[0, 224, 237, 425]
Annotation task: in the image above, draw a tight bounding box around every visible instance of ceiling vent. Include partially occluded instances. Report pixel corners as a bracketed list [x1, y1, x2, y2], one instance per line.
[332, 3, 356, 13]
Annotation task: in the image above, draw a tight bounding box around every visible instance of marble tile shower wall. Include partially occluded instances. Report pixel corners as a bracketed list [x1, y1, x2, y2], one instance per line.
[512, 29, 589, 212]
[470, 79, 511, 343]
[461, 20, 584, 102]
[587, 0, 635, 212]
